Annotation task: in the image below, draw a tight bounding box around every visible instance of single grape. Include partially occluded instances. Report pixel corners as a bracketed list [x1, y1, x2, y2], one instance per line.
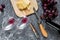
[43, 6, 47, 10]
[43, 12, 48, 17]
[40, 15, 45, 19]
[43, 3, 47, 7]
[52, 10, 55, 13]
[52, 8, 57, 14]
[55, 13, 58, 17]
[45, 9, 48, 12]
[21, 18, 28, 23]
[1, 4, 5, 8]
[47, 0, 51, 3]
[0, 5, 3, 11]
[48, 10, 51, 13]
[49, 13, 53, 17]
[48, 13, 53, 19]
[8, 18, 15, 24]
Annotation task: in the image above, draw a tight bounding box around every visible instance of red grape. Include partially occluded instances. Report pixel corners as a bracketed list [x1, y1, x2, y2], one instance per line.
[21, 18, 28, 23]
[40, 15, 45, 19]
[43, 3, 47, 7]
[45, 10, 48, 12]
[0, 5, 3, 11]
[52, 8, 57, 14]
[1, 4, 5, 8]
[47, 0, 51, 3]
[48, 10, 51, 13]
[48, 14, 53, 20]
[43, 7, 47, 10]
[43, 13, 48, 17]
[55, 13, 58, 17]
[52, 10, 55, 13]
[48, 14, 53, 18]
[8, 18, 15, 24]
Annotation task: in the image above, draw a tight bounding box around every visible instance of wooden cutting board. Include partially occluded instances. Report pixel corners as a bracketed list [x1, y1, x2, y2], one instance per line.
[10, 0, 38, 17]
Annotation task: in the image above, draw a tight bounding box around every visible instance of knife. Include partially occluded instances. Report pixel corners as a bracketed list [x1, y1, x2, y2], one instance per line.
[46, 20, 60, 31]
[30, 23, 40, 39]
[33, 8, 48, 38]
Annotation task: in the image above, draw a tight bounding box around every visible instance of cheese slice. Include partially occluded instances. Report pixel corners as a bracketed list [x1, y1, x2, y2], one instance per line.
[16, 0, 30, 10]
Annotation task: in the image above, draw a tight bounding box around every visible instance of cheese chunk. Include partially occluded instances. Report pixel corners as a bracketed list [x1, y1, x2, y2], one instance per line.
[16, 0, 30, 10]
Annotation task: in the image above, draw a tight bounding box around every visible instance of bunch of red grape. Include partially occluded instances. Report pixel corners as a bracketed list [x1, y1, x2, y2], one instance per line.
[40, 0, 58, 21]
[0, 4, 5, 12]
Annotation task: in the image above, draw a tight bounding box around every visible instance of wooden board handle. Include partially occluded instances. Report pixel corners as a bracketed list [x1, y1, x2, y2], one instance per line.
[39, 24, 48, 38]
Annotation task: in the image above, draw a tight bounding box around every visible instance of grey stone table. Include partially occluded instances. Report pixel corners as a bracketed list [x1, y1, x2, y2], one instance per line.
[0, 0, 60, 40]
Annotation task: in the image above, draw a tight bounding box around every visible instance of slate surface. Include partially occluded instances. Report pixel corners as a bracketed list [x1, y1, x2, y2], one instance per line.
[0, 0, 60, 40]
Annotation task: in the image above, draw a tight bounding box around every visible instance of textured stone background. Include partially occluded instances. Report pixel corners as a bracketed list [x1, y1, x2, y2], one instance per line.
[0, 0, 60, 40]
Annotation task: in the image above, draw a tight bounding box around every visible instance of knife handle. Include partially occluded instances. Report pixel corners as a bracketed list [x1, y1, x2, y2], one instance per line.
[39, 24, 48, 38]
[30, 23, 39, 39]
